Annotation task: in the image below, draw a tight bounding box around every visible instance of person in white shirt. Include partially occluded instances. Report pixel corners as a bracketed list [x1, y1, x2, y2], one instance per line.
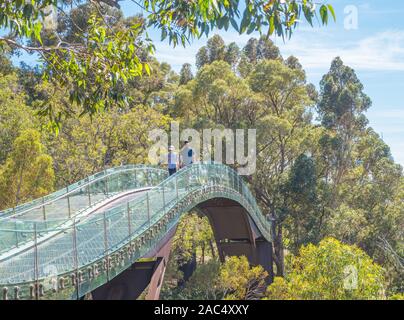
[180, 140, 195, 168]
[167, 145, 178, 176]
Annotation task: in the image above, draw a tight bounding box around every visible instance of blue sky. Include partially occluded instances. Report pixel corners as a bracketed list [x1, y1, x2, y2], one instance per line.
[10, 0, 404, 165]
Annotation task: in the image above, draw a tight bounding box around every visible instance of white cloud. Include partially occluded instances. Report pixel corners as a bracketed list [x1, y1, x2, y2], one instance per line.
[279, 30, 404, 72]
[153, 29, 404, 75]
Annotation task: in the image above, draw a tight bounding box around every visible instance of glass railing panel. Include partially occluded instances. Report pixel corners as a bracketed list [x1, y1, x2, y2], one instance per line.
[176, 173, 186, 200]
[0, 166, 165, 222]
[0, 228, 18, 255]
[105, 174, 120, 195]
[89, 179, 107, 206]
[37, 226, 75, 280]
[76, 219, 105, 266]
[18, 206, 43, 221]
[16, 221, 36, 249]
[67, 179, 86, 193]
[163, 178, 177, 207]
[105, 208, 129, 253]
[43, 188, 65, 203]
[120, 170, 135, 191]
[129, 196, 149, 237]
[68, 187, 90, 214]
[136, 170, 148, 189]
[0, 237, 36, 285]
[148, 189, 164, 223]
[43, 197, 70, 221]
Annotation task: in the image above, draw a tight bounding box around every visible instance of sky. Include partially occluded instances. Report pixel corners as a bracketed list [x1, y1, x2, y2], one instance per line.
[10, 0, 404, 165]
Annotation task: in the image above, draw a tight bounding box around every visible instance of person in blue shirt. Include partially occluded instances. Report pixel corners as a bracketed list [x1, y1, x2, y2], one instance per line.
[180, 140, 195, 168]
[167, 145, 179, 176]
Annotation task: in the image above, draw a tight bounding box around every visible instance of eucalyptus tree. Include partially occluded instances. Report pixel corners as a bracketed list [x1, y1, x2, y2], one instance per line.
[239, 36, 282, 77]
[196, 35, 241, 69]
[0, 71, 37, 164]
[0, 0, 335, 126]
[266, 238, 385, 300]
[175, 60, 259, 129]
[0, 129, 54, 209]
[179, 63, 194, 85]
[248, 59, 316, 275]
[317, 57, 372, 188]
[224, 42, 241, 69]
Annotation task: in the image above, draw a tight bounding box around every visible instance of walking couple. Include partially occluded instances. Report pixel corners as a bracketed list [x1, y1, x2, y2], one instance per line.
[167, 140, 195, 176]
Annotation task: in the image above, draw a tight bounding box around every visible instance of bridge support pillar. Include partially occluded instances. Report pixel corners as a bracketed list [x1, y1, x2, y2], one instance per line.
[198, 200, 274, 284]
[144, 237, 172, 300]
[255, 238, 274, 283]
[90, 234, 173, 300]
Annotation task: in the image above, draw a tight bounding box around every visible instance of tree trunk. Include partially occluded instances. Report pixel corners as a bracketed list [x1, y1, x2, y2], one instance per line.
[209, 240, 216, 259]
[275, 225, 285, 276]
[271, 217, 284, 277]
[201, 244, 205, 264]
[15, 168, 25, 207]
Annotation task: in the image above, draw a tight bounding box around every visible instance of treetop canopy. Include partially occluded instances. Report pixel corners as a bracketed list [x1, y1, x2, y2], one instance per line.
[0, 0, 335, 127]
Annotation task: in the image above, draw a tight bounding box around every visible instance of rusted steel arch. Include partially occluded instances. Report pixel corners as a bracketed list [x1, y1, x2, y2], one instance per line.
[91, 186, 274, 300]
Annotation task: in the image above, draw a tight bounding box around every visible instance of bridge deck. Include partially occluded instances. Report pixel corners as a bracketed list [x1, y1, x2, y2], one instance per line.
[0, 189, 149, 284]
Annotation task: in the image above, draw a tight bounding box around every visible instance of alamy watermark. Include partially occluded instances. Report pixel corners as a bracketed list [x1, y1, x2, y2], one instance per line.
[148, 122, 256, 175]
[43, 5, 58, 31]
[344, 5, 359, 30]
[343, 265, 358, 290]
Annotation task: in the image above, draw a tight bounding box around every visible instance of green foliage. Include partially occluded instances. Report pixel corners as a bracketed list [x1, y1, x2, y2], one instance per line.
[160, 213, 219, 299]
[181, 260, 222, 300]
[196, 34, 240, 69]
[44, 105, 171, 187]
[0, 129, 54, 209]
[266, 238, 385, 300]
[248, 58, 316, 269]
[224, 42, 240, 68]
[170, 213, 216, 265]
[0, 51, 14, 75]
[0, 0, 55, 42]
[1, 0, 335, 124]
[175, 60, 258, 130]
[163, 254, 269, 300]
[243, 36, 281, 63]
[238, 36, 281, 77]
[389, 293, 404, 300]
[220, 256, 268, 300]
[179, 63, 194, 85]
[0, 72, 37, 164]
[170, 40, 402, 295]
[318, 57, 371, 132]
[145, 0, 335, 44]
[40, 14, 153, 127]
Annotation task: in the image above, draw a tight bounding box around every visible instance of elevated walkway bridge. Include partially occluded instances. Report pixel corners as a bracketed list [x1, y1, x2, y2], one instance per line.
[0, 164, 273, 300]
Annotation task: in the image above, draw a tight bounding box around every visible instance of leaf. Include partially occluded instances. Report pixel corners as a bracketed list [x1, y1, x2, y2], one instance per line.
[320, 5, 328, 25]
[144, 63, 151, 76]
[247, 22, 256, 35]
[269, 15, 275, 35]
[327, 4, 336, 22]
[34, 22, 42, 44]
[240, 10, 251, 33]
[230, 17, 239, 32]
